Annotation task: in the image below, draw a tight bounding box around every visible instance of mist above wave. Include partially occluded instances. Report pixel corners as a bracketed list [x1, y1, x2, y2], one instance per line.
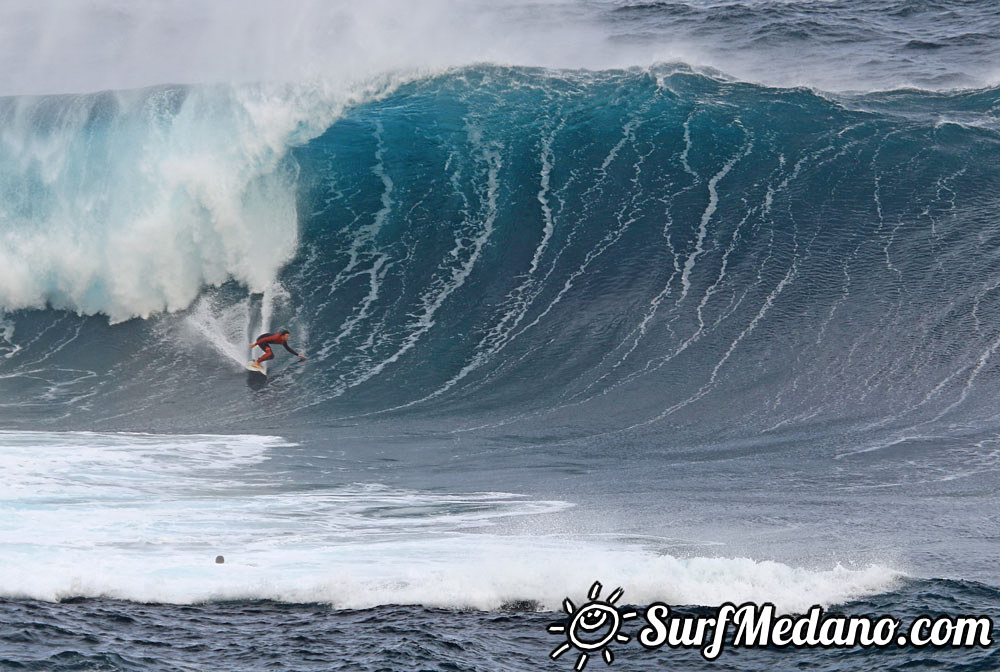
[2, 0, 997, 97]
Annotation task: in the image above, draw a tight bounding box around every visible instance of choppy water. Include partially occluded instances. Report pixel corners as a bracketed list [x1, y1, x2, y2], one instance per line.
[4, 581, 999, 671]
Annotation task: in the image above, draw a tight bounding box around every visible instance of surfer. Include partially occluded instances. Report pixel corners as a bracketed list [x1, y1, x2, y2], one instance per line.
[249, 329, 306, 369]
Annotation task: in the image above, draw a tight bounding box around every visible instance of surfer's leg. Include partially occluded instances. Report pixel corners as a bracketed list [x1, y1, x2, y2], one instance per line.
[255, 346, 274, 365]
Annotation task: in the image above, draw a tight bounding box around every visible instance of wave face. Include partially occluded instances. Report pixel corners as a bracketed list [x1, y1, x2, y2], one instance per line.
[1, 66, 999, 448]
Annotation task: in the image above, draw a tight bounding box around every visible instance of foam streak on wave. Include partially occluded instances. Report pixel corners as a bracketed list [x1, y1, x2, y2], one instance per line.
[337, 121, 502, 394]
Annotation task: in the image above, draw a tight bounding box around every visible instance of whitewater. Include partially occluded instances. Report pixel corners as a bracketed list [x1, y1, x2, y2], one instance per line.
[2, 2, 1000, 671]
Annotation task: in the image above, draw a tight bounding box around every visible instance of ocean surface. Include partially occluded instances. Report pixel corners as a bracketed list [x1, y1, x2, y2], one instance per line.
[2, 1, 1000, 670]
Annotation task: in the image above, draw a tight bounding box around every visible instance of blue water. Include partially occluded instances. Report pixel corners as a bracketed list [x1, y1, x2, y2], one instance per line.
[2, 2, 1000, 670]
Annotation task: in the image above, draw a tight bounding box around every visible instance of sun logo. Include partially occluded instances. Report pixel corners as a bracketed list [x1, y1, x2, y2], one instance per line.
[547, 581, 638, 669]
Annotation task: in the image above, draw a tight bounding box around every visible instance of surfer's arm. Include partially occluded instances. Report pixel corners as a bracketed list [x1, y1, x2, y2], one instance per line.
[282, 343, 305, 358]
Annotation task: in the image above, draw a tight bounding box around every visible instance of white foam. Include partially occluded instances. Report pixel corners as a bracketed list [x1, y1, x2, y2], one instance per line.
[0, 313, 20, 358]
[182, 294, 255, 367]
[0, 430, 903, 612]
[0, 83, 335, 321]
[180, 283, 291, 371]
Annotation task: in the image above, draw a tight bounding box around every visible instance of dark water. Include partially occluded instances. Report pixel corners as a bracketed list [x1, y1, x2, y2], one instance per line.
[2, 1, 1000, 671]
[3, 580, 999, 671]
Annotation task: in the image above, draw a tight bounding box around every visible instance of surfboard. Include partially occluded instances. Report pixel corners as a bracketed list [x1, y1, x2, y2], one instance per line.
[245, 361, 266, 375]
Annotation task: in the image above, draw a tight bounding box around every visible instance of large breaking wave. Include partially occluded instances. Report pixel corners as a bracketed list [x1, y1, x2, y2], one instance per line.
[1, 66, 999, 447]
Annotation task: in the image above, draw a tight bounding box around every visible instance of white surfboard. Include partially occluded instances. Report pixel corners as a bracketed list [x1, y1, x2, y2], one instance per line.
[245, 361, 266, 375]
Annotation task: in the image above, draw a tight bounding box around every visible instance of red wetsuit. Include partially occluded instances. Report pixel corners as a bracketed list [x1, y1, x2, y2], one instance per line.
[251, 332, 301, 364]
